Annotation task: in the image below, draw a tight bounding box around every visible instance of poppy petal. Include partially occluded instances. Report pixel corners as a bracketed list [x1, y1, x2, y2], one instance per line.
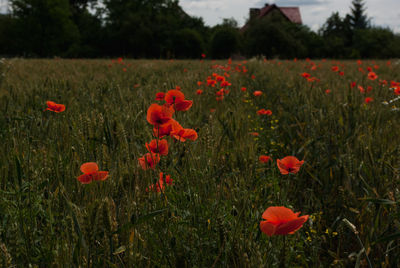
[77, 174, 92, 184]
[262, 206, 298, 222]
[80, 162, 99, 174]
[165, 90, 185, 105]
[175, 100, 193, 111]
[92, 171, 109, 181]
[275, 216, 309, 235]
[277, 159, 289, 175]
[260, 221, 277, 236]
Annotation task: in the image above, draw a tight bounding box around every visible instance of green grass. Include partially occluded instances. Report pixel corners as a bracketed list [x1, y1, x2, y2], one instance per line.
[0, 58, 399, 267]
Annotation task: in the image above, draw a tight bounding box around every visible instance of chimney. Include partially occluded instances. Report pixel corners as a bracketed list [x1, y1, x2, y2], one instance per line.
[250, 8, 260, 20]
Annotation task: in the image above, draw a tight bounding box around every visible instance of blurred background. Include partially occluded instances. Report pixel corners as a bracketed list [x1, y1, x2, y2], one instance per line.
[0, 0, 399, 58]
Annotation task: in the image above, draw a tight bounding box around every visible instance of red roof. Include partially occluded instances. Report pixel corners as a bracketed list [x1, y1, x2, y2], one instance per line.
[241, 4, 302, 32]
[280, 7, 302, 24]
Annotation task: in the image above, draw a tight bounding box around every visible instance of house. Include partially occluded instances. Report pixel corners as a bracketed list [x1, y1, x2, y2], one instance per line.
[241, 3, 302, 32]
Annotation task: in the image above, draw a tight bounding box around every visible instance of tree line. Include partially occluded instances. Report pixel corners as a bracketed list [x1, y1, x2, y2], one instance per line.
[0, 0, 399, 58]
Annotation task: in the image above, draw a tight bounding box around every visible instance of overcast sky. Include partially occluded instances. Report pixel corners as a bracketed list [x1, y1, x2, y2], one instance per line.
[180, 0, 400, 33]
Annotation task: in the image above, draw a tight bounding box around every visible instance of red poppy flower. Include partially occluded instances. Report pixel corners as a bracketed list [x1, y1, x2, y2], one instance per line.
[77, 162, 109, 184]
[259, 155, 271, 163]
[216, 75, 225, 82]
[207, 79, 217, 87]
[339, 71, 344, 76]
[260, 206, 309, 236]
[368, 72, 378, 81]
[165, 90, 185, 105]
[146, 172, 174, 192]
[325, 89, 331, 94]
[365, 97, 373, 104]
[257, 109, 272, 116]
[146, 139, 168, 156]
[394, 86, 400, 95]
[216, 89, 224, 96]
[220, 81, 231, 88]
[147, 103, 174, 126]
[301, 73, 311, 78]
[175, 100, 193, 111]
[138, 153, 160, 170]
[197, 81, 203, 86]
[153, 119, 182, 138]
[358, 85, 365, 93]
[46, 101, 65, 113]
[153, 123, 172, 138]
[155, 92, 165, 100]
[253, 91, 263, 97]
[277, 156, 304, 175]
[171, 128, 198, 142]
[241, 87, 247, 92]
[350, 82, 356, 88]
[196, 89, 203, 95]
[249, 132, 259, 136]
[165, 90, 193, 111]
[379, 80, 387, 86]
[201, 53, 206, 58]
[306, 77, 319, 83]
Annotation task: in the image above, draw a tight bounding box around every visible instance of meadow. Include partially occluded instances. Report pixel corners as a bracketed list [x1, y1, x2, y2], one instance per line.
[0, 58, 399, 267]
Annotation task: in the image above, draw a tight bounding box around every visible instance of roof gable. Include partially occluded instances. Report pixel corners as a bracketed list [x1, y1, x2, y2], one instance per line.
[279, 7, 302, 24]
[241, 3, 302, 32]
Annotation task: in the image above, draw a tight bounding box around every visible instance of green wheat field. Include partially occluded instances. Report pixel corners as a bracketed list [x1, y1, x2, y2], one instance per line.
[0, 58, 399, 267]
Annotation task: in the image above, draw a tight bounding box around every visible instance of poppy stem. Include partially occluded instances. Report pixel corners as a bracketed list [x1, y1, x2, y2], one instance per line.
[280, 235, 287, 267]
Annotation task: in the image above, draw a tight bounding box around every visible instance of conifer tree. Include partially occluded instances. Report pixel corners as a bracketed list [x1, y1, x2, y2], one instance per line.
[349, 0, 369, 29]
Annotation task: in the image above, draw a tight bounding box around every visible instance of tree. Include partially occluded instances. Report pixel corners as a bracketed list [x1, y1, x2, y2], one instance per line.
[319, 12, 352, 57]
[10, 0, 80, 57]
[103, 0, 208, 58]
[353, 27, 400, 58]
[210, 19, 241, 59]
[243, 12, 308, 58]
[348, 0, 369, 30]
[172, 28, 204, 58]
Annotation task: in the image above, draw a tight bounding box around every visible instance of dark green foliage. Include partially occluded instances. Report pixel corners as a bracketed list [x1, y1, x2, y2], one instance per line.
[353, 27, 400, 58]
[349, 0, 369, 30]
[10, 0, 80, 57]
[210, 26, 241, 59]
[173, 28, 204, 59]
[243, 13, 308, 58]
[0, 0, 399, 58]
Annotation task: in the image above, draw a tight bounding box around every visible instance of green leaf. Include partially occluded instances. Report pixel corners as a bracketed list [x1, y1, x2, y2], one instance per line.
[363, 198, 397, 205]
[375, 232, 400, 243]
[131, 209, 168, 225]
[114, 209, 168, 234]
[113, 246, 126, 255]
